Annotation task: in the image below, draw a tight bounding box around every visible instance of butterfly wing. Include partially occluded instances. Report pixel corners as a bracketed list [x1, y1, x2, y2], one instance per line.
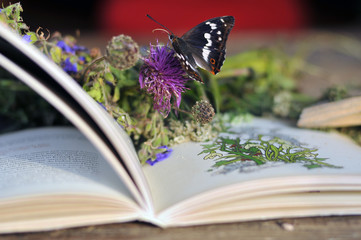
[171, 36, 203, 82]
[181, 16, 235, 75]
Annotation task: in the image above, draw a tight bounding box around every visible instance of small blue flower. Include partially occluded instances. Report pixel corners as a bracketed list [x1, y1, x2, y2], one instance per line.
[73, 45, 88, 52]
[62, 58, 77, 73]
[22, 35, 31, 43]
[79, 56, 86, 62]
[57, 40, 75, 54]
[146, 146, 173, 166]
[57, 40, 88, 54]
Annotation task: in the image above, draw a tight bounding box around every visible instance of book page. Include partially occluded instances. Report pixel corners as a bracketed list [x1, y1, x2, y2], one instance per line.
[143, 118, 361, 213]
[0, 127, 134, 201]
[0, 25, 151, 211]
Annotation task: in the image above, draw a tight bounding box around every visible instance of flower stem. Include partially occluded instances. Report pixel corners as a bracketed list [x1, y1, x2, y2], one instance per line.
[172, 107, 192, 115]
[81, 56, 106, 82]
[209, 76, 221, 114]
[214, 68, 253, 79]
[193, 81, 209, 101]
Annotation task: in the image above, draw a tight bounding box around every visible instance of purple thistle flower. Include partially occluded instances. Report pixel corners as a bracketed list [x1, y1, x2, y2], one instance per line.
[139, 44, 190, 117]
[146, 146, 173, 166]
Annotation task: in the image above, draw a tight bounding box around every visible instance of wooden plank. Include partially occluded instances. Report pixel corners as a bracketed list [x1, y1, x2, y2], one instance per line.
[1, 216, 361, 240]
[297, 96, 361, 128]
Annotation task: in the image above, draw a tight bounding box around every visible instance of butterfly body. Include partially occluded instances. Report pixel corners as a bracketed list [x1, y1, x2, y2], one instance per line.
[147, 15, 235, 82]
[170, 36, 204, 82]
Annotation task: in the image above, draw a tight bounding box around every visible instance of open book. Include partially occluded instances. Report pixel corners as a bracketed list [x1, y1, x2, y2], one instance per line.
[0, 23, 361, 234]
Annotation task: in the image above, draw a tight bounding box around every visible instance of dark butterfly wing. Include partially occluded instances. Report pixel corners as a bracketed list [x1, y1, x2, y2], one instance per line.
[171, 36, 203, 82]
[181, 16, 235, 75]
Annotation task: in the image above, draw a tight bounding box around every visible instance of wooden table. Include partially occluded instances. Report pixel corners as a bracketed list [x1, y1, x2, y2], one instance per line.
[1, 216, 361, 240]
[2, 31, 361, 239]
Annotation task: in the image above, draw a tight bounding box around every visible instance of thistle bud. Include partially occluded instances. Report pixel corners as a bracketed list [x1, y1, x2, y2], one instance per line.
[191, 100, 215, 124]
[105, 34, 140, 70]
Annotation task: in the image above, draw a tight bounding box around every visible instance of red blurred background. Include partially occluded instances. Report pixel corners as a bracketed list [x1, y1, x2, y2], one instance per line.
[19, 0, 361, 34]
[6, 0, 360, 48]
[97, 0, 308, 36]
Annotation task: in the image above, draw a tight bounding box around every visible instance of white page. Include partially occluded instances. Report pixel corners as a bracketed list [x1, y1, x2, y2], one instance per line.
[163, 192, 361, 226]
[0, 25, 153, 212]
[0, 53, 142, 205]
[143, 118, 361, 213]
[0, 127, 134, 201]
[0, 25, 151, 211]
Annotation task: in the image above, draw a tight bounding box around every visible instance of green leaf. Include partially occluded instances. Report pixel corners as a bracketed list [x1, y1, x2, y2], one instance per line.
[112, 86, 120, 102]
[248, 146, 259, 154]
[50, 46, 62, 64]
[86, 82, 103, 102]
[153, 137, 162, 147]
[162, 134, 169, 146]
[213, 160, 232, 167]
[270, 145, 279, 159]
[104, 72, 115, 85]
[109, 65, 123, 80]
[145, 123, 152, 133]
[109, 65, 137, 87]
[25, 32, 38, 44]
[222, 138, 238, 145]
[252, 158, 264, 165]
[304, 164, 322, 169]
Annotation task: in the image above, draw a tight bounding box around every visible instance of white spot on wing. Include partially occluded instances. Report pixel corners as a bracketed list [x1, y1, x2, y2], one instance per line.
[206, 21, 217, 30]
[221, 18, 225, 23]
[204, 33, 212, 47]
[202, 48, 211, 60]
[218, 37, 222, 41]
[217, 31, 221, 35]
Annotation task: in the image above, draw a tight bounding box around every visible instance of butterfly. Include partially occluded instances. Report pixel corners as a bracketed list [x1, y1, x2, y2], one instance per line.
[147, 15, 235, 83]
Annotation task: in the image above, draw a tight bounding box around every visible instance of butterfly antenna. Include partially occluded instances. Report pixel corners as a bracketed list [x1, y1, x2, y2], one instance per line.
[147, 14, 174, 35]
